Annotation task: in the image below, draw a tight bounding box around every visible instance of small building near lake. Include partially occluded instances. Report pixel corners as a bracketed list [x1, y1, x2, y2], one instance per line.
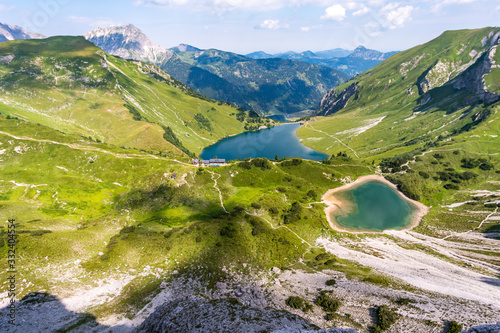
[192, 158, 227, 167]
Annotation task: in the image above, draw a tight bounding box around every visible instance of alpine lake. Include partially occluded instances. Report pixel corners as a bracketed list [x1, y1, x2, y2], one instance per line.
[325, 178, 423, 232]
[200, 123, 328, 161]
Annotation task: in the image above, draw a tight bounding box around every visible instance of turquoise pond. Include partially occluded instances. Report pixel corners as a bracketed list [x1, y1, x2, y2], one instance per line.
[200, 123, 328, 161]
[331, 180, 419, 232]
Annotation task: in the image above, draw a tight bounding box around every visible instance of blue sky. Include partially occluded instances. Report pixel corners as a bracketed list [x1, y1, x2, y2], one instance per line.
[1, 0, 499, 54]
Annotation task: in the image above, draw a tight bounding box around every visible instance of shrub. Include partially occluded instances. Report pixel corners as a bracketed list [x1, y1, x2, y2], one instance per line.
[376, 305, 398, 331]
[325, 313, 336, 321]
[251, 202, 261, 209]
[315, 253, 330, 261]
[220, 225, 235, 238]
[195, 236, 202, 243]
[269, 207, 279, 215]
[303, 304, 313, 313]
[326, 279, 336, 286]
[433, 153, 444, 159]
[443, 183, 459, 190]
[453, 150, 460, 155]
[461, 158, 481, 169]
[316, 293, 341, 313]
[396, 298, 412, 305]
[307, 189, 317, 199]
[419, 171, 430, 179]
[479, 162, 494, 171]
[286, 296, 305, 309]
[447, 321, 463, 333]
[281, 158, 303, 167]
[283, 202, 302, 224]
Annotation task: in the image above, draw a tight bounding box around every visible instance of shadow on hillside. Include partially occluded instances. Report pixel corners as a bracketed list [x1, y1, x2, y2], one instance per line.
[481, 222, 500, 239]
[0, 292, 132, 332]
[480, 276, 500, 287]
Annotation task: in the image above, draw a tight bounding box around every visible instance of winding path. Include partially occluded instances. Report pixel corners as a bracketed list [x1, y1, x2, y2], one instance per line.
[304, 123, 359, 158]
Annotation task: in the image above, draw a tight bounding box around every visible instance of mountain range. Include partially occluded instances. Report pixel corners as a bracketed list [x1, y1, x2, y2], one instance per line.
[84, 24, 348, 115]
[247, 46, 398, 77]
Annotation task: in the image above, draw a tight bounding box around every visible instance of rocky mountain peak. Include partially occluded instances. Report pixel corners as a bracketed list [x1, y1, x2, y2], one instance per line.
[0, 22, 45, 43]
[349, 45, 396, 61]
[84, 24, 174, 64]
[173, 43, 201, 52]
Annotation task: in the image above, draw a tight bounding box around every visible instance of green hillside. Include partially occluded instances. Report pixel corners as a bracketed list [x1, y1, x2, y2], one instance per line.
[298, 27, 500, 161]
[0, 36, 271, 156]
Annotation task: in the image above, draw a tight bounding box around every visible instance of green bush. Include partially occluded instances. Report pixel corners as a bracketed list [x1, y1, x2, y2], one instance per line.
[281, 158, 303, 167]
[316, 293, 341, 312]
[419, 171, 430, 179]
[251, 202, 261, 209]
[433, 153, 444, 159]
[447, 321, 463, 333]
[283, 202, 303, 224]
[269, 207, 279, 215]
[315, 253, 330, 261]
[286, 296, 305, 309]
[444, 183, 459, 190]
[479, 162, 494, 171]
[325, 313, 336, 321]
[326, 279, 336, 286]
[375, 305, 398, 331]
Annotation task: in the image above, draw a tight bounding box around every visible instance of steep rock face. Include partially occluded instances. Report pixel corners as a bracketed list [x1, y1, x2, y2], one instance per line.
[84, 24, 174, 64]
[135, 296, 358, 333]
[317, 83, 358, 116]
[0, 22, 45, 42]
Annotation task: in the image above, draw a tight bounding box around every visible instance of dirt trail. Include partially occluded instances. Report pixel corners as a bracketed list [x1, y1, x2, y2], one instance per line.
[0, 130, 194, 167]
[303, 123, 359, 158]
[206, 170, 228, 213]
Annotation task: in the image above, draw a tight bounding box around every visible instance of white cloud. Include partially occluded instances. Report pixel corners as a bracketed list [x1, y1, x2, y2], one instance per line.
[0, 4, 15, 11]
[69, 16, 121, 28]
[353, 6, 371, 16]
[300, 24, 322, 32]
[257, 19, 289, 30]
[321, 4, 346, 21]
[134, 0, 345, 13]
[380, 3, 414, 29]
[432, 0, 477, 12]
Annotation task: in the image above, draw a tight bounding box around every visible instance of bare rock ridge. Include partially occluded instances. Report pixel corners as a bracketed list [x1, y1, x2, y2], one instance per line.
[318, 83, 358, 116]
[0, 22, 45, 42]
[83, 24, 174, 65]
[134, 295, 357, 333]
[134, 296, 500, 333]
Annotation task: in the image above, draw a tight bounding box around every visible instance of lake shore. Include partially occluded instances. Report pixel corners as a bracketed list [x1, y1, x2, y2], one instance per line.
[321, 174, 429, 233]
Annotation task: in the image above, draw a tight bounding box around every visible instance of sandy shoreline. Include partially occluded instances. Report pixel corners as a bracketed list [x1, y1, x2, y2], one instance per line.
[321, 174, 429, 233]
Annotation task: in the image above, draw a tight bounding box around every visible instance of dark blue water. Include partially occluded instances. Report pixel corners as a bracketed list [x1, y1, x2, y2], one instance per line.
[200, 123, 328, 161]
[333, 180, 418, 232]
